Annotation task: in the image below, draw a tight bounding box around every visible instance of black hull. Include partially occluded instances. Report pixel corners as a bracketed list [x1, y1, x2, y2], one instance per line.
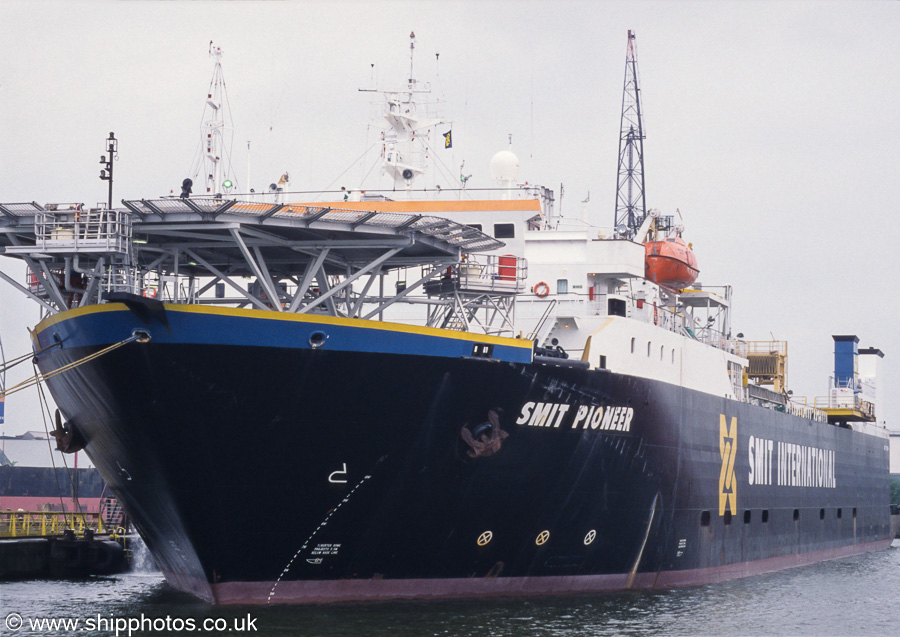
[33, 305, 893, 603]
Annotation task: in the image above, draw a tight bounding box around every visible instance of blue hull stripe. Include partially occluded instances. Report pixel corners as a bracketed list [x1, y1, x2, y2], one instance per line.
[34, 304, 533, 364]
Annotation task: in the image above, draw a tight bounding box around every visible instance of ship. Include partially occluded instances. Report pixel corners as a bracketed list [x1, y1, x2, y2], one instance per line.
[0, 431, 106, 514]
[0, 32, 892, 604]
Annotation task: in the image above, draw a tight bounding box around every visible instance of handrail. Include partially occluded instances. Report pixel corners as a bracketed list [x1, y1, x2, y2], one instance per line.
[527, 298, 558, 342]
[731, 340, 788, 358]
[0, 510, 107, 539]
[813, 394, 876, 417]
[786, 402, 828, 422]
[453, 253, 528, 292]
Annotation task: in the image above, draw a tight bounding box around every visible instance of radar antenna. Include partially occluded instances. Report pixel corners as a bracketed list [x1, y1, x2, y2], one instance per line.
[358, 32, 449, 192]
[614, 30, 646, 238]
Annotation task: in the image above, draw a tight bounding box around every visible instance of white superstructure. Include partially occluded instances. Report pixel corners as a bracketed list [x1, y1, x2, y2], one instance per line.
[1, 34, 887, 436]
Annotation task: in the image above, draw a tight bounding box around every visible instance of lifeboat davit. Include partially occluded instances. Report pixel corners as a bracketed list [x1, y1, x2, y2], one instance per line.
[644, 237, 699, 289]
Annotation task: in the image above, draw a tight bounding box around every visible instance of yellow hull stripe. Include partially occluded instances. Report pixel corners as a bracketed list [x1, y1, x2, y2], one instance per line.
[35, 303, 533, 351]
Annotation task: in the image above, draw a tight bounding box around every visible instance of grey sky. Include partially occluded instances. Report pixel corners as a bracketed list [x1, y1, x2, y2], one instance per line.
[1, 0, 898, 433]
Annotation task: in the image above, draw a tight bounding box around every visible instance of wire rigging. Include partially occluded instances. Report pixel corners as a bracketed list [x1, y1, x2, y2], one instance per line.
[35, 361, 72, 517]
[0, 333, 145, 399]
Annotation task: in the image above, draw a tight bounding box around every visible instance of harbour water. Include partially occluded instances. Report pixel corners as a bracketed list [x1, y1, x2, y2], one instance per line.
[2, 540, 897, 636]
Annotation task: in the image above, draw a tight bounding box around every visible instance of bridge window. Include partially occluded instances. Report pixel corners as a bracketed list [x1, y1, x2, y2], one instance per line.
[493, 223, 515, 239]
[557, 279, 569, 295]
[467, 223, 483, 232]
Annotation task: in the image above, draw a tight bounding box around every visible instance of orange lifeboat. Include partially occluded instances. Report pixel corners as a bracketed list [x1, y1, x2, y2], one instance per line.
[644, 236, 699, 289]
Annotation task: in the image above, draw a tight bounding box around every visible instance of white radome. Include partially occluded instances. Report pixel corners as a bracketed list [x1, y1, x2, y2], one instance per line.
[490, 150, 519, 182]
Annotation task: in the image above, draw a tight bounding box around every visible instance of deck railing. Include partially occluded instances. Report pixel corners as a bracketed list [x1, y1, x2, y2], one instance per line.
[0, 510, 108, 538]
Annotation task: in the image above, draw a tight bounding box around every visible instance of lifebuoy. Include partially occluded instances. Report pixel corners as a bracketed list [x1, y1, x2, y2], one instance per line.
[143, 288, 157, 299]
[653, 302, 659, 325]
[534, 281, 550, 298]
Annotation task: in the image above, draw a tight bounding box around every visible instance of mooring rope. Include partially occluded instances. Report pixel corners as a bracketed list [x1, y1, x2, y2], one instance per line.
[0, 341, 62, 375]
[0, 330, 149, 398]
[34, 360, 74, 517]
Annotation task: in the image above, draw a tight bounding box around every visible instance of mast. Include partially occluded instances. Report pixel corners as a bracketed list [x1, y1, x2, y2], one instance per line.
[192, 41, 235, 197]
[0, 332, 5, 428]
[614, 30, 646, 238]
[99, 132, 117, 209]
[375, 32, 447, 192]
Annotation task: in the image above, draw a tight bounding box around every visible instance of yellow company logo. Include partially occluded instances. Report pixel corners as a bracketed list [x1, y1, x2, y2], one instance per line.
[719, 415, 737, 516]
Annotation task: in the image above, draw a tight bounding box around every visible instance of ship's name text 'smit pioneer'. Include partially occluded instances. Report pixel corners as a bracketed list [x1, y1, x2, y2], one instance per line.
[516, 402, 634, 432]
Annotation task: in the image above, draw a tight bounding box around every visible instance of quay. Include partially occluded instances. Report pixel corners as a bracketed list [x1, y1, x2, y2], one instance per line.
[0, 510, 128, 579]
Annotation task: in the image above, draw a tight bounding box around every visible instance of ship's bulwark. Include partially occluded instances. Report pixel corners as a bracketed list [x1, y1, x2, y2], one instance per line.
[33, 306, 892, 604]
